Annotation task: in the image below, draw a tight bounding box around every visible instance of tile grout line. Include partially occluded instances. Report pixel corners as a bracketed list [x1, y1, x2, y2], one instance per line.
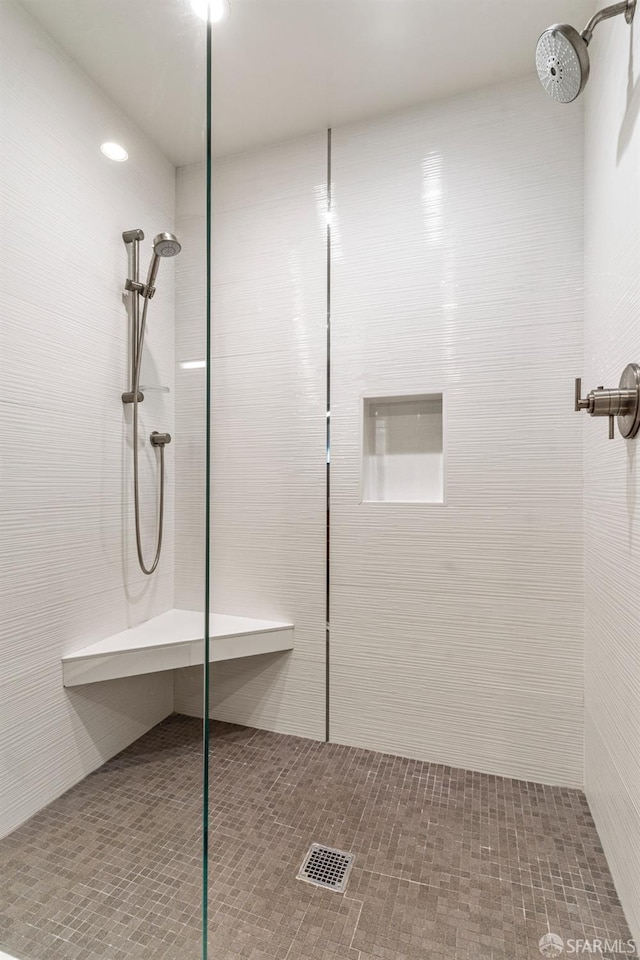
[282, 894, 318, 960]
[345, 896, 365, 953]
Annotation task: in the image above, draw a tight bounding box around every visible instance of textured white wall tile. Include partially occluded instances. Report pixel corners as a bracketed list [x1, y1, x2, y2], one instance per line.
[174, 137, 327, 738]
[584, 16, 640, 942]
[176, 81, 585, 780]
[0, 0, 176, 836]
[330, 77, 585, 786]
[174, 162, 208, 611]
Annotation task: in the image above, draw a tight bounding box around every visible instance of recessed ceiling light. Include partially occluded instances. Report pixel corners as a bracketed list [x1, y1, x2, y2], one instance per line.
[191, 0, 228, 23]
[101, 142, 128, 162]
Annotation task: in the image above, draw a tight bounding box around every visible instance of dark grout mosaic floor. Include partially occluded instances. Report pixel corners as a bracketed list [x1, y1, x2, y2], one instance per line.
[0, 714, 635, 960]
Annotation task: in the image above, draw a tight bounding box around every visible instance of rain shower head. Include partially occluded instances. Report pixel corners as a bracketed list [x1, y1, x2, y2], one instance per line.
[145, 232, 181, 296]
[536, 24, 589, 103]
[536, 0, 636, 103]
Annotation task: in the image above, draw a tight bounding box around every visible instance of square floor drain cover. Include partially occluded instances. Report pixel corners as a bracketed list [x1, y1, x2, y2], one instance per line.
[297, 843, 355, 892]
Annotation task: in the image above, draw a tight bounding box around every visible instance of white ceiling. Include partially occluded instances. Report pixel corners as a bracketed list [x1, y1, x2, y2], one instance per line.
[20, 0, 596, 166]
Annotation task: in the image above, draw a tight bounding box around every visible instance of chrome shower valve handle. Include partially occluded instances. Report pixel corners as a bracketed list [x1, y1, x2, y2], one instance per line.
[574, 364, 640, 439]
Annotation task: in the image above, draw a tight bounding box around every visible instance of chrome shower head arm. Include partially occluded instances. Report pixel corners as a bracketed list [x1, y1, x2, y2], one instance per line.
[536, 0, 635, 102]
[581, 0, 636, 44]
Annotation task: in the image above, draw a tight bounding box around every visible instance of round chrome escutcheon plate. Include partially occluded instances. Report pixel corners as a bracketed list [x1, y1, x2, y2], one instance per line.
[618, 362, 640, 438]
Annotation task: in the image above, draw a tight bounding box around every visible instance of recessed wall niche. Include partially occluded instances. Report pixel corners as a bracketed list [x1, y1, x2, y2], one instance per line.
[362, 394, 443, 503]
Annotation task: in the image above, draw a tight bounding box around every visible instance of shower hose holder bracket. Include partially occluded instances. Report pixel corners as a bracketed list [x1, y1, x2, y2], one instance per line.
[125, 278, 155, 299]
[574, 363, 640, 439]
[122, 391, 144, 404]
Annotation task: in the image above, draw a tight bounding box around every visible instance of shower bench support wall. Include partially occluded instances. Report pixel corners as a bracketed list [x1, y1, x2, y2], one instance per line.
[61, 609, 294, 686]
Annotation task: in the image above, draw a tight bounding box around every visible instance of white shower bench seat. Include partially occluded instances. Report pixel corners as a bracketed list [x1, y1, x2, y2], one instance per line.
[61, 609, 294, 686]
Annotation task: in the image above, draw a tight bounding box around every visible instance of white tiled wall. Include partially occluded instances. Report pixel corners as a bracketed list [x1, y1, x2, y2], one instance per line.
[330, 77, 585, 786]
[584, 16, 640, 942]
[175, 77, 585, 787]
[173, 137, 328, 738]
[0, 0, 176, 837]
[174, 162, 207, 612]
[0, 0, 599, 860]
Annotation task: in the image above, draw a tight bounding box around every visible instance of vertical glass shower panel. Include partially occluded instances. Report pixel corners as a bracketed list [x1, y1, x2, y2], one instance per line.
[0, 1, 209, 957]
[201, 2, 592, 957]
[201, 3, 330, 953]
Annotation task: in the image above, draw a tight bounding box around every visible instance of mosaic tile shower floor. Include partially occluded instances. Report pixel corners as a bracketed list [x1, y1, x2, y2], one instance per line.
[0, 715, 634, 960]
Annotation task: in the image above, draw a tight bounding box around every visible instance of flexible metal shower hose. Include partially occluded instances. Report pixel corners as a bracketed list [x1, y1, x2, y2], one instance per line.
[132, 297, 165, 575]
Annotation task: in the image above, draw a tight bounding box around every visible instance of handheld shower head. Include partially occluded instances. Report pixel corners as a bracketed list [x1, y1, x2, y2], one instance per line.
[153, 232, 182, 258]
[145, 232, 181, 296]
[536, 0, 636, 103]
